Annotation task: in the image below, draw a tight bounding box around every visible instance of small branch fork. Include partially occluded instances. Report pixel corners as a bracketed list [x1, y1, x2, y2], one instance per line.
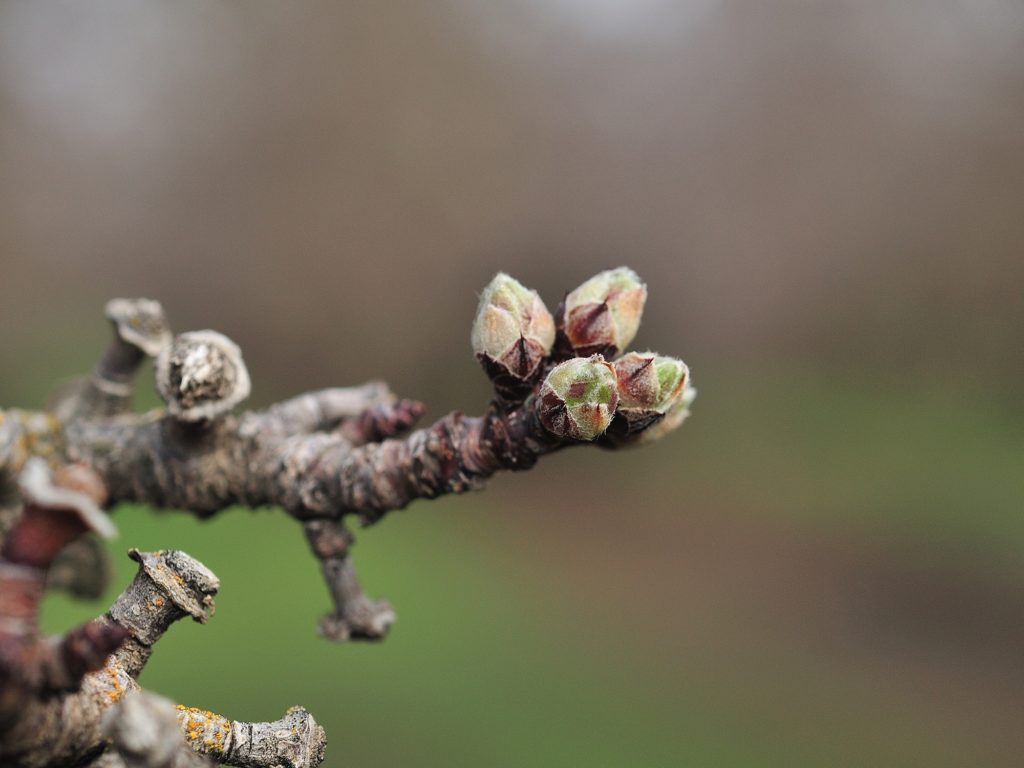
[0, 461, 325, 768]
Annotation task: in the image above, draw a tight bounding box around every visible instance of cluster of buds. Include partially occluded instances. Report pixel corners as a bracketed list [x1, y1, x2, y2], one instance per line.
[472, 267, 693, 445]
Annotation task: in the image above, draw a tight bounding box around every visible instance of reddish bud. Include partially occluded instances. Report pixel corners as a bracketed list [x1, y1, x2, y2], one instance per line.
[558, 267, 647, 357]
[612, 352, 689, 433]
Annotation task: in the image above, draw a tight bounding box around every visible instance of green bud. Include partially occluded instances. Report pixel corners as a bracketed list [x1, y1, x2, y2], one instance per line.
[472, 273, 555, 398]
[612, 352, 688, 432]
[559, 267, 647, 357]
[538, 356, 618, 441]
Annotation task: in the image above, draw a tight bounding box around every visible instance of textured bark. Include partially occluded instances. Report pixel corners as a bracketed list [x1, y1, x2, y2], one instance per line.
[43, 394, 554, 522]
[102, 692, 213, 768]
[175, 704, 325, 768]
[304, 519, 395, 640]
[0, 462, 129, 759]
[0, 386, 571, 641]
[50, 298, 170, 423]
[1, 537, 327, 768]
[0, 545, 218, 768]
[103, 693, 326, 768]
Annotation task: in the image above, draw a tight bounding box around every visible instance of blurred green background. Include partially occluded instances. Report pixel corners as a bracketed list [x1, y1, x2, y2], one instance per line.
[2, 2, 1023, 766]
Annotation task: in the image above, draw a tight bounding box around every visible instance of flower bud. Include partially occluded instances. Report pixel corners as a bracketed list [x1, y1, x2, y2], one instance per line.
[537, 356, 618, 440]
[155, 331, 251, 422]
[612, 352, 689, 433]
[558, 267, 647, 357]
[471, 273, 555, 398]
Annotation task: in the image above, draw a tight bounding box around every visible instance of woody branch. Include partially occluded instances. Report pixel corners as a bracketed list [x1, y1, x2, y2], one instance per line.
[0, 461, 325, 768]
[0, 269, 694, 640]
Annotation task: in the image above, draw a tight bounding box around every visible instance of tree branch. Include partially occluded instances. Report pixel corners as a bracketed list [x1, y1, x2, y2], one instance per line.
[102, 692, 213, 768]
[0, 465, 326, 767]
[0, 271, 693, 642]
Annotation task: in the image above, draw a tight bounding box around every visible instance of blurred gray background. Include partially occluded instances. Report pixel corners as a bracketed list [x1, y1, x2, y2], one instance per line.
[2, 2, 1022, 766]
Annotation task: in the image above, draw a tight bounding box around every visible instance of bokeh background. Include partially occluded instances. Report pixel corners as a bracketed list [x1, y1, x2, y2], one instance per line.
[2, 1, 1023, 766]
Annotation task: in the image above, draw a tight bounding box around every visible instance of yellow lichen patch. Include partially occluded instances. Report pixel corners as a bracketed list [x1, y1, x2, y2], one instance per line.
[17, 411, 64, 464]
[175, 704, 231, 755]
[10, 433, 28, 474]
[104, 663, 125, 703]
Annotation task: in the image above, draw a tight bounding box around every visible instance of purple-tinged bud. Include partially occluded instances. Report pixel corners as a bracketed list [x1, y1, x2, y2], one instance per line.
[538, 356, 618, 441]
[612, 352, 689, 433]
[471, 273, 555, 398]
[155, 331, 251, 422]
[558, 267, 647, 358]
